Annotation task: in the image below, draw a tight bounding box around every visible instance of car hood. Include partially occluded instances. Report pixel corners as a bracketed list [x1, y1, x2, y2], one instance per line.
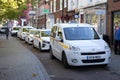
[65, 39, 109, 51]
[41, 37, 50, 42]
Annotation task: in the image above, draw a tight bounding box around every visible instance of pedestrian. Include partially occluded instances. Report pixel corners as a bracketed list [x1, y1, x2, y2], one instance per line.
[114, 26, 120, 55]
[5, 27, 9, 40]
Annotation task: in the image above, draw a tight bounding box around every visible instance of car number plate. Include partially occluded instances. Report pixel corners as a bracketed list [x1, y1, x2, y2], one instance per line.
[87, 56, 101, 60]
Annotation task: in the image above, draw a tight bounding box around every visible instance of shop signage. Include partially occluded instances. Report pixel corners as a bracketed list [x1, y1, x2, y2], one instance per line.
[44, 3, 49, 14]
[96, 10, 105, 15]
[29, 11, 36, 16]
[74, 12, 79, 18]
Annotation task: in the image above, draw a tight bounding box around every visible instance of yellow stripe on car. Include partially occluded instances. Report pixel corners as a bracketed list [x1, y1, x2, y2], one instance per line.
[58, 42, 69, 49]
[50, 37, 69, 49]
[37, 37, 42, 41]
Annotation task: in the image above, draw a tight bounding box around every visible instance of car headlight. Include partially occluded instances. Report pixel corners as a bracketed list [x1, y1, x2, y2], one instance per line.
[69, 45, 80, 51]
[43, 40, 49, 44]
[105, 45, 109, 50]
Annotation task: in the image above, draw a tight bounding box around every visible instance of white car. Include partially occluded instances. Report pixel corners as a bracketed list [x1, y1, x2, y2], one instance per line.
[10, 26, 20, 36]
[0, 26, 7, 34]
[25, 29, 37, 44]
[50, 23, 111, 68]
[33, 29, 51, 51]
[17, 26, 35, 40]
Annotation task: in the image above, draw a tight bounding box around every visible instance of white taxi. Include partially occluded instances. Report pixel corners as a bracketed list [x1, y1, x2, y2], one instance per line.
[17, 26, 35, 40]
[25, 29, 37, 44]
[50, 23, 111, 68]
[33, 29, 51, 51]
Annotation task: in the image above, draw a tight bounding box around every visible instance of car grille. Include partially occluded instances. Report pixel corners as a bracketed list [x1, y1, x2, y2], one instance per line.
[82, 59, 105, 63]
[81, 51, 105, 55]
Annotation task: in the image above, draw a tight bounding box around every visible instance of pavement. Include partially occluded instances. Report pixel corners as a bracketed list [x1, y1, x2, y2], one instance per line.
[109, 50, 120, 75]
[0, 35, 51, 80]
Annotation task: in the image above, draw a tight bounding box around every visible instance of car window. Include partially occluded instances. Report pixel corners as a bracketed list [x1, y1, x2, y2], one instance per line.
[41, 31, 50, 37]
[13, 27, 20, 30]
[34, 31, 40, 37]
[30, 30, 37, 34]
[51, 26, 57, 38]
[23, 28, 28, 32]
[64, 27, 100, 40]
[57, 27, 63, 40]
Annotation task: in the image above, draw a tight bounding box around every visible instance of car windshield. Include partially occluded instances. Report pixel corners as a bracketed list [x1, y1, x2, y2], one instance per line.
[41, 31, 50, 37]
[64, 27, 100, 40]
[23, 28, 28, 32]
[23, 28, 32, 32]
[13, 27, 20, 30]
[30, 30, 37, 34]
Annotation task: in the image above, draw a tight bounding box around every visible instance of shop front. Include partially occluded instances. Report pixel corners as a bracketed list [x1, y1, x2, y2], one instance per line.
[107, 0, 120, 45]
[83, 4, 107, 35]
[110, 11, 120, 44]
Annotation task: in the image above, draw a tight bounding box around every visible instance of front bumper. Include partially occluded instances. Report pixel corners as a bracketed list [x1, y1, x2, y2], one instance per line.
[65, 50, 111, 66]
[41, 42, 50, 50]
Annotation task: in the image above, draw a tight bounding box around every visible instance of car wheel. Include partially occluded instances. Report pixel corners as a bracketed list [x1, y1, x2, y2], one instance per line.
[25, 38, 27, 43]
[50, 47, 55, 59]
[33, 41, 35, 48]
[11, 34, 13, 37]
[28, 38, 30, 44]
[62, 53, 69, 68]
[39, 43, 42, 52]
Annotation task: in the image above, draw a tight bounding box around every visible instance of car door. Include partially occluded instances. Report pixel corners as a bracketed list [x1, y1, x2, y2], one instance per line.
[54, 27, 63, 60]
[34, 31, 39, 47]
[50, 26, 58, 57]
[35, 31, 40, 48]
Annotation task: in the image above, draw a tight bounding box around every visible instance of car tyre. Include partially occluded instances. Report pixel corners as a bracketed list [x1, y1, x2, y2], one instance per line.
[50, 47, 55, 59]
[25, 38, 27, 43]
[33, 41, 35, 48]
[39, 43, 42, 52]
[28, 38, 30, 44]
[62, 53, 69, 68]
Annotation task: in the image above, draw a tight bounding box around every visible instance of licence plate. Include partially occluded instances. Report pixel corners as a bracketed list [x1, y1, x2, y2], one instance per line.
[87, 56, 101, 60]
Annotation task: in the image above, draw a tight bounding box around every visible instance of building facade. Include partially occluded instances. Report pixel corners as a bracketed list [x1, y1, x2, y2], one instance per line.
[78, 0, 107, 35]
[32, 0, 120, 45]
[107, 0, 120, 44]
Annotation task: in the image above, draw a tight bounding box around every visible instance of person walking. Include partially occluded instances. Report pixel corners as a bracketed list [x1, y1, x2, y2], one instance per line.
[5, 27, 9, 40]
[114, 26, 120, 54]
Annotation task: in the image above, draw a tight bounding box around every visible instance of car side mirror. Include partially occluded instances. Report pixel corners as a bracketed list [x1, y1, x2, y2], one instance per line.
[55, 36, 63, 42]
[35, 35, 39, 37]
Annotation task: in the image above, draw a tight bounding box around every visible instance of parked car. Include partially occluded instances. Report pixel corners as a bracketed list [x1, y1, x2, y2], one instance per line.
[17, 26, 35, 40]
[50, 23, 111, 68]
[10, 26, 20, 36]
[0, 26, 7, 34]
[33, 29, 51, 51]
[25, 29, 37, 44]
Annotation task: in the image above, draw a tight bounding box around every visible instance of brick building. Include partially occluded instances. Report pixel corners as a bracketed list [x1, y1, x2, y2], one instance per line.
[107, 0, 120, 44]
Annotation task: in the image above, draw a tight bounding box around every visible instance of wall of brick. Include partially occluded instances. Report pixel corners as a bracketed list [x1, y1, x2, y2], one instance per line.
[107, 0, 120, 44]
